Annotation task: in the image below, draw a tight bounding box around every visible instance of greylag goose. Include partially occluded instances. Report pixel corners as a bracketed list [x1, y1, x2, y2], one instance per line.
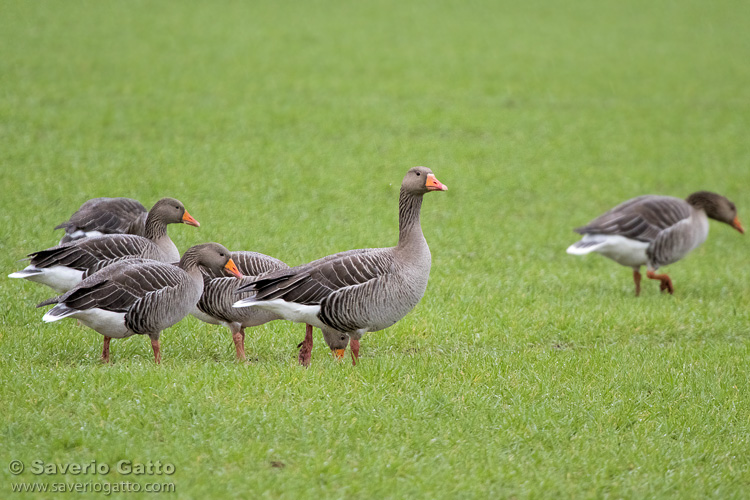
[192, 251, 288, 360]
[37, 243, 242, 363]
[567, 191, 743, 295]
[55, 197, 148, 243]
[193, 251, 349, 363]
[233, 166, 448, 362]
[9, 197, 199, 293]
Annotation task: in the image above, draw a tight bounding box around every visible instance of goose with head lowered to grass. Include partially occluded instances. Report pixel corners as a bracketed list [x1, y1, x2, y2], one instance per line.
[37, 243, 243, 363]
[567, 191, 743, 296]
[233, 166, 448, 363]
[55, 197, 148, 243]
[9, 197, 200, 293]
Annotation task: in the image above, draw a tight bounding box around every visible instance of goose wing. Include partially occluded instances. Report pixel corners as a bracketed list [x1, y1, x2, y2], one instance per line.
[55, 197, 147, 234]
[574, 195, 691, 242]
[238, 248, 395, 306]
[39, 261, 184, 311]
[29, 234, 152, 271]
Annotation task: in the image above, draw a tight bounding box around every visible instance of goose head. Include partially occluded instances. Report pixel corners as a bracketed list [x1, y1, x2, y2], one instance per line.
[189, 243, 243, 278]
[403, 166, 448, 195]
[150, 197, 200, 227]
[686, 191, 743, 233]
[322, 328, 350, 359]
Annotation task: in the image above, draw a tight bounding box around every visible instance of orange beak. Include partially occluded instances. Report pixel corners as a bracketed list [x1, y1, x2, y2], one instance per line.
[224, 258, 243, 279]
[425, 173, 448, 191]
[182, 210, 200, 227]
[333, 349, 346, 359]
[732, 216, 744, 234]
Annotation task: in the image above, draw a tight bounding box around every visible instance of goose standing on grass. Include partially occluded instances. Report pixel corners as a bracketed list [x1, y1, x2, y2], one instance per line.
[37, 243, 242, 363]
[567, 191, 743, 296]
[194, 251, 350, 364]
[233, 166, 448, 363]
[55, 197, 148, 243]
[193, 251, 288, 360]
[9, 198, 199, 293]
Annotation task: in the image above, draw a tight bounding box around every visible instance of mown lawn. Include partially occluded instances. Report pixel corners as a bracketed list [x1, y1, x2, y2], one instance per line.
[1, 0, 749, 498]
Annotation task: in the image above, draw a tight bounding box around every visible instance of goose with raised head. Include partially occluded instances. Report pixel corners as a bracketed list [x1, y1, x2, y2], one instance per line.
[55, 197, 148, 243]
[233, 166, 447, 363]
[567, 191, 743, 295]
[37, 243, 242, 363]
[9, 197, 200, 293]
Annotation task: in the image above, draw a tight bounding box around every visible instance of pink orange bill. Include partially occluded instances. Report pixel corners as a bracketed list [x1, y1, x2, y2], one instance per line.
[224, 259, 243, 279]
[425, 173, 448, 191]
[732, 216, 744, 234]
[182, 210, 200, 227]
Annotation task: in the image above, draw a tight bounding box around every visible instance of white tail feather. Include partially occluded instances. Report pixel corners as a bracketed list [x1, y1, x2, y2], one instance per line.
[8, 269, 44, 279]
[566, 240, 607, 255]
[233, 298, 323, 328]
[232, 298, 259, 309]
[43, 304, 78, 323]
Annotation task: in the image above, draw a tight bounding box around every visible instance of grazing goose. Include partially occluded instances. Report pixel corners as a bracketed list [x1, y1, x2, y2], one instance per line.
[567, 191, 743, 295]
[193, 251, 349, 363]
[37, 243, 242, 363]
[56, 197, 148, 243]
[233, 166, 448, 362]
[9, 198, 199, 293]
[296, 325, 350, 367]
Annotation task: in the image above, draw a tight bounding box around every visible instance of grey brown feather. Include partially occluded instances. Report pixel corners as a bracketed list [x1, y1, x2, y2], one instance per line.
[56, 197, 148, 243]
[196, 251, 288, 326]
[574, 195, 692, 243]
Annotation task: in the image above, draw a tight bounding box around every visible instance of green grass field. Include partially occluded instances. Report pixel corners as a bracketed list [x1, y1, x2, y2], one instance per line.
[2, 0, 750, 498]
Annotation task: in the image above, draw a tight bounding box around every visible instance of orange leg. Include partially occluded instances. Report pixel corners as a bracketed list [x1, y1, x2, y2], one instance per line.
[232, 328, 246, 361]
[633, 269, 642, 297]
[101, 337, 111, 363]
[298, 324, 313, 367]
[151, 338, 161, 364]
[646, 270, 674, 295]
[350, 338, 360, 366]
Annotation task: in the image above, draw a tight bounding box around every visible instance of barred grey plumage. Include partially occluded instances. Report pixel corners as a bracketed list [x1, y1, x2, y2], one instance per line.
[567, 191, 743, 296]
[55, 197, 148, 243]
[193, 251, 288, 360]
[37, 243, 241, 363]
[9, 197, 199, 292]
[234, 166, 448, 362]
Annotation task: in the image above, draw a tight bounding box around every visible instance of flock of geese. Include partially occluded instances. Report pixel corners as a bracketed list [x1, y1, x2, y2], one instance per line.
[10, 167, 448, 365]
[9, 165, 744, 365]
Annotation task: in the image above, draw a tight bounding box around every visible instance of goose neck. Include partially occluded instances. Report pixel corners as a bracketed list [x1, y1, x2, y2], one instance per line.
[397, 187, 425, 249]
[178, 249, 201, 273]
[144, 212, 168, 241]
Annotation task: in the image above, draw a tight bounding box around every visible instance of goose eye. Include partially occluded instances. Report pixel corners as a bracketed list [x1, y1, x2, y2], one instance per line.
[415, 172, 421, 176]
[340, 336, 346, 341]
